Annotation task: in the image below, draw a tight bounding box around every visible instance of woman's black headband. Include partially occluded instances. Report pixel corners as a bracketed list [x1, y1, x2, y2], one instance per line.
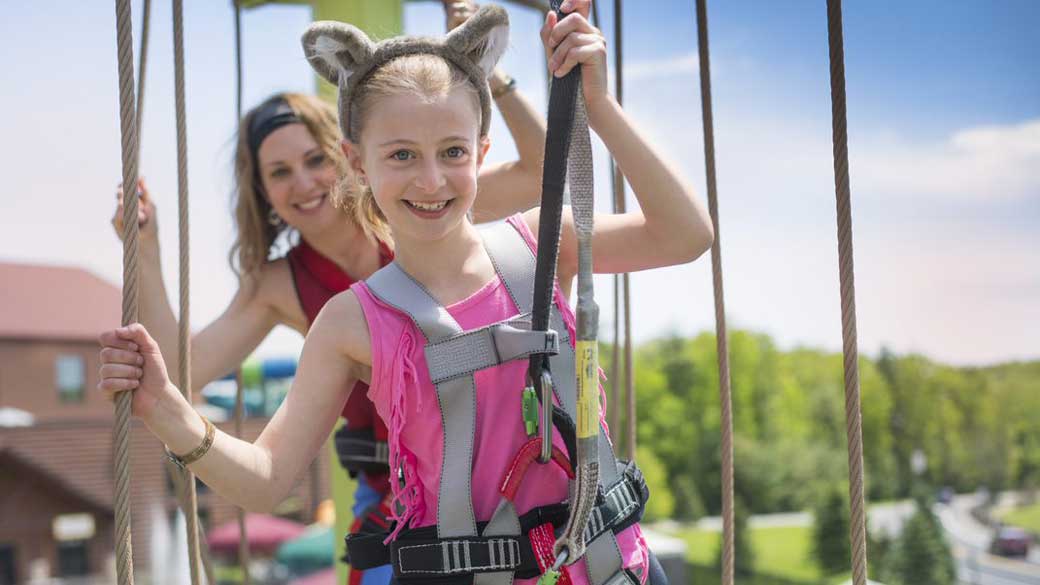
[248, 98, 301, 160]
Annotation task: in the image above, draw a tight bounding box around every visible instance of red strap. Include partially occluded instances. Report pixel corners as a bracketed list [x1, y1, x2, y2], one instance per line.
[529, 522, 573, 585]
[500, 437, 574, 501]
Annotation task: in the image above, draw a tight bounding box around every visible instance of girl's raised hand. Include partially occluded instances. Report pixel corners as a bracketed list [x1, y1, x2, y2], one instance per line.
[111, 177, 158, 243]
[541, 3, 608, 111]
[98, 323, 179, 423]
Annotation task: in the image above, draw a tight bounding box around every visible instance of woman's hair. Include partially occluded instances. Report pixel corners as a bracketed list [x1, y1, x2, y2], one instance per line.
[229, 92, 392, 281]
[331, 54, 481, 226]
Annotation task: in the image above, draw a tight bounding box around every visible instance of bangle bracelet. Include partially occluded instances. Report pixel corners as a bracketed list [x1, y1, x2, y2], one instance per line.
[492, 75, 517, 99]
[165, 414, 215, 471]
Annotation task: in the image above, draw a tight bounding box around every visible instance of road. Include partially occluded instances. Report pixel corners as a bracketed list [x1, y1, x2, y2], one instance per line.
[686, 495, 1039, 585]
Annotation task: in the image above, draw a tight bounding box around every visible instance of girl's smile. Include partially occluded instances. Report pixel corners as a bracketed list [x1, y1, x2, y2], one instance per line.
[347, 88, 489, 243]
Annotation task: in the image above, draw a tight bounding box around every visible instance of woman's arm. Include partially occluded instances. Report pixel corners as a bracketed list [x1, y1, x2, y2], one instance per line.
[471, 68, 546, 222]
[468, 0, 592, 222]
[529, 10, 714, 284]
[113, 181, 293, 393]
[98, 291, 368, 511]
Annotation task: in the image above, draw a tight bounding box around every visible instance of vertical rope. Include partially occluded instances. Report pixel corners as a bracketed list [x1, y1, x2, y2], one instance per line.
[607, 0, 624, 437]
[113, 1, 139, 583]
[233, 4, 251, 583]
[693, 1, 735, 583]
[824, 2, 868, 583]
[234, 368, 251, 585]
[135, 0, 151, 158]
[234, 0, 244, 123]
[605, 0, 637, 463]
[171, 2, 203, 584]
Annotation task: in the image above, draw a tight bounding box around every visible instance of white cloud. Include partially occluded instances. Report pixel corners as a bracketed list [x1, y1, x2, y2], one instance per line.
[622, 53, 699, 81]
[855, 118, 1040, 200]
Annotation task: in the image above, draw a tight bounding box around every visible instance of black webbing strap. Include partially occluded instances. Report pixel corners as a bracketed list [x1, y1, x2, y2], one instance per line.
[343, 465, 649, 578]
[528, 1, 582, 474]
[343, 505, 569, 570]
[393, 535, 527, 578]
[333, 426, 390, 476]
[529, 0, 581, 389]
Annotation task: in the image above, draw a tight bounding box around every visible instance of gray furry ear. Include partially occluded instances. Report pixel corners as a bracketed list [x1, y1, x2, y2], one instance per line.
[302, 22, 376, 88]
[444, 4, 509, 78]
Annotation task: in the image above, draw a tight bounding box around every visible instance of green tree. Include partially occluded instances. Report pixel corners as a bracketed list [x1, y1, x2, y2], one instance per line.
[881, 497, 956, 585]
[811, 484, 851, 575]
[635, 446, 676, 521]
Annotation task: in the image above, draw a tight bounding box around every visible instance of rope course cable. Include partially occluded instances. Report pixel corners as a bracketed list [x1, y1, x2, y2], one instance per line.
[233, 5, 252, 584]
[693, 1, 735, 583]
[603, 1, 632, 464]
[112, 0, 140, 583]
[234, 369, 251, 585]
[824, 1, 869, 583]
[135, 0, 151, 157]
[606, 0, 624, 443]
[171, 2, 204, 584]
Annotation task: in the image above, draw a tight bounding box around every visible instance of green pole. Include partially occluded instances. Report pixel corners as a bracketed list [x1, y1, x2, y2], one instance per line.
[236, 4, 402, 582]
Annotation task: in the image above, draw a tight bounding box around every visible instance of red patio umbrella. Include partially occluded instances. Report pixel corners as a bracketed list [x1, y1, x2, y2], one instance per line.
[207, 513, 307, 556]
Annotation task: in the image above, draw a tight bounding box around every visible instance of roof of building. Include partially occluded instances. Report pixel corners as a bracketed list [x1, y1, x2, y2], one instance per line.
[0, 261, 123, 341]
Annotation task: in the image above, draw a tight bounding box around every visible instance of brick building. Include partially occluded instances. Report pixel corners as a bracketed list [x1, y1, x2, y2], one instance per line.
[0, 262, 329, 584]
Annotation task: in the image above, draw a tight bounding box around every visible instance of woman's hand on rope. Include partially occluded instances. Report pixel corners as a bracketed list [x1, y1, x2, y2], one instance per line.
[541, 3, 608, 111]
[112, 177, 157, 243]
[98, 323, 179, 423]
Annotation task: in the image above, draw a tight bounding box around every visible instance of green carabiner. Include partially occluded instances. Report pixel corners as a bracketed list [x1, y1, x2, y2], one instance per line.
[537, 569, 561, 585]
[522, 385, 539, 437]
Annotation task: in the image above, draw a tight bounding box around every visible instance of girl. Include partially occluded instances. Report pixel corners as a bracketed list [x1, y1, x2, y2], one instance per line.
[109, 2, 572, 582]
[99, 4, 712, 584]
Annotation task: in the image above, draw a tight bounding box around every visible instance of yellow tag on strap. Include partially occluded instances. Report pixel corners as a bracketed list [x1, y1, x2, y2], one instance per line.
[575, 341, 600, 440]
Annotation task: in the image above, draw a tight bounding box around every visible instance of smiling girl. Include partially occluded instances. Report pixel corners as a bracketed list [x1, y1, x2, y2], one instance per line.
[99, 4, 711, 584]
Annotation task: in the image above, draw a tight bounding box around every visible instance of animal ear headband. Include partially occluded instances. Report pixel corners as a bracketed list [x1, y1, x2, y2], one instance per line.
[302, 4, 509, 142]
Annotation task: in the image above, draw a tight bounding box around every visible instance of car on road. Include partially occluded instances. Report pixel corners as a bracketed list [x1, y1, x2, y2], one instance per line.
[989, 526, 1032, 557]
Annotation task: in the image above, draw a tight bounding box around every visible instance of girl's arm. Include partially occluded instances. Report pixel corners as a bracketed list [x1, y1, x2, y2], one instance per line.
[527, 10, 714, 283]
[113, 181, 295, 393]
[98, 291, 369, 511]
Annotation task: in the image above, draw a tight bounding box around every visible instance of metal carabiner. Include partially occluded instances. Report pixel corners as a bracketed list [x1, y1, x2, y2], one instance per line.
[539, 369, 554, 464]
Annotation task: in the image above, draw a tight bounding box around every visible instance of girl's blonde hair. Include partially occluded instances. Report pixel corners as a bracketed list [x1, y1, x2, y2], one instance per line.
[331, 54, 481, 222]
[229, 92, 392, 281]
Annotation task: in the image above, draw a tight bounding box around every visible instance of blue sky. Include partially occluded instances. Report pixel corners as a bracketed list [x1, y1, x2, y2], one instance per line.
[1, 1, 1036, 365]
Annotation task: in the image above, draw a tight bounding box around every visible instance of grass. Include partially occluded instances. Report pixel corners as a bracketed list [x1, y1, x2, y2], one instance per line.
[998, 500, 1040, 533]
[671, 524, 855, 585]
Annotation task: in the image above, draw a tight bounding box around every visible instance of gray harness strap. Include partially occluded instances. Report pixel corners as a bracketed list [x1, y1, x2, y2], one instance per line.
[482, 222, 628, 584]
[365, 264, 478, 541]
[425, 316, 558, 384]
[366, 222, 634, 584]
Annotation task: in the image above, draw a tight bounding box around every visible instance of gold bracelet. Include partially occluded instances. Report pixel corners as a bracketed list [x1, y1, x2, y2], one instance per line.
[491, 75, 517, 99]
[165, 414, 215, 470]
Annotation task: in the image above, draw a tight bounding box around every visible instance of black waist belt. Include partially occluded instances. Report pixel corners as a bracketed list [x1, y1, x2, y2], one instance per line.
[334, 426, 390, 476]
[345, 462, 648, 582]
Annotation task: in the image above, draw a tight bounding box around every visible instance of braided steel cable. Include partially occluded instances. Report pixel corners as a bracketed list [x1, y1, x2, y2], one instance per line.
[693, 1, 734, 583]
[113, 1, 140, 583]
[135, 0, 151, 157]
[235, 369, 251, 584]
[607, 0, 624, 437]
[824, 1, 868, 583]
[171, 2, 203, 584]
[233, 4, 251, 582]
